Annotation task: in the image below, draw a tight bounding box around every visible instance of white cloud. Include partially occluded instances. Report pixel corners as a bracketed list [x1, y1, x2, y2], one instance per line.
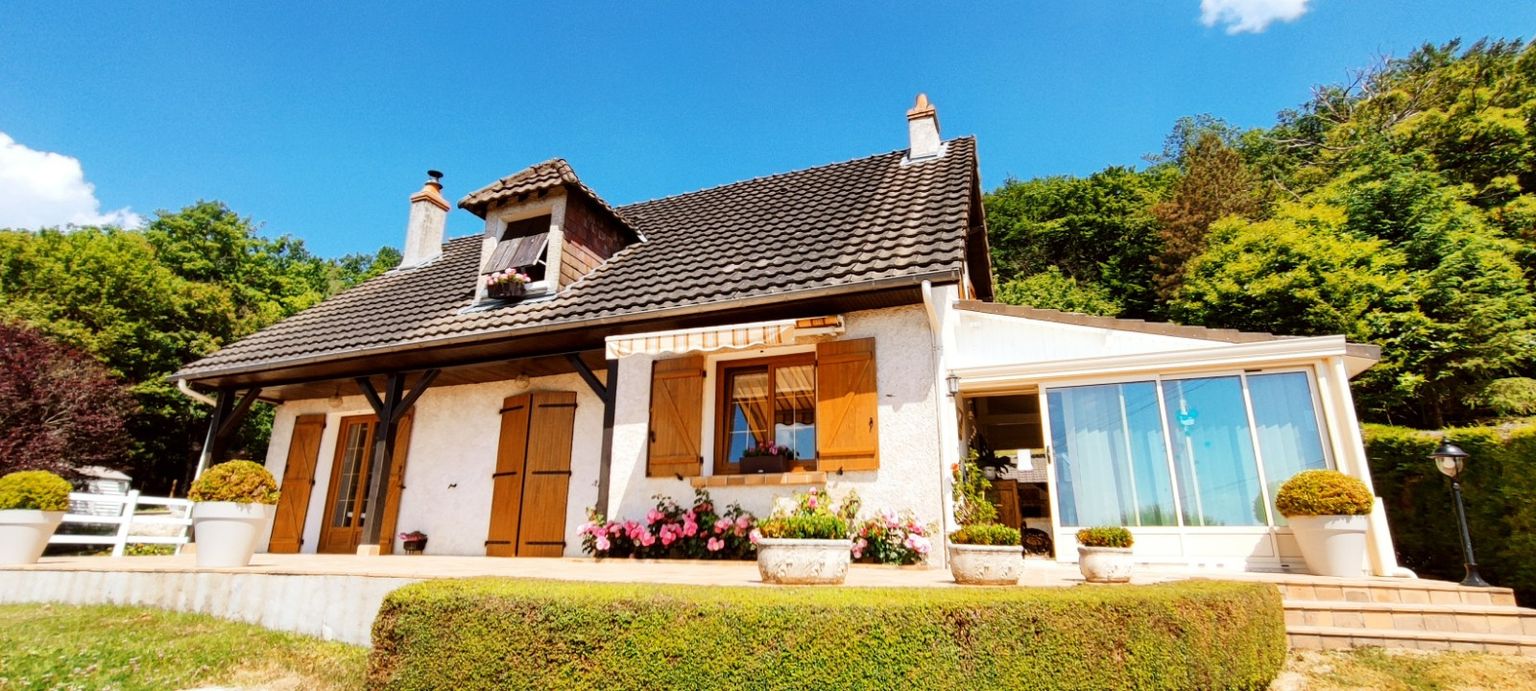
[0, 132, 141, 230]
[1200, 0, 1311, 34]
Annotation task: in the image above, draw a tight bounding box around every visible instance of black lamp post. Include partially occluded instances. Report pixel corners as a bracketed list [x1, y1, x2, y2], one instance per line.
[1429, 442, 1490, 587]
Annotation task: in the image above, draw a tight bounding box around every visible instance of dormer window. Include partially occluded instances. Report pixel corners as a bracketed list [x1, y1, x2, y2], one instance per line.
[483, 214, 552, 299]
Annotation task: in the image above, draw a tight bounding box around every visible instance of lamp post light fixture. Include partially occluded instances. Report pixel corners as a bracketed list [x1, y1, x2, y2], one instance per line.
[945, 372, 960, 398]
[1429, 441, 1490, 587]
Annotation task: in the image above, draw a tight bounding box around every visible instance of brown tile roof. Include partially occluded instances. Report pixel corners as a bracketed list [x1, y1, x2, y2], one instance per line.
[175, 138, 980, 381]
[456, 158, 638, 239]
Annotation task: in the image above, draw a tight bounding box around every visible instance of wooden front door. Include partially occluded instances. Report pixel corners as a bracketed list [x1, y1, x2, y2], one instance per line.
[268, 414, 326, 553]
[486, 391, 576, 557]
[318, 414, 414, 554]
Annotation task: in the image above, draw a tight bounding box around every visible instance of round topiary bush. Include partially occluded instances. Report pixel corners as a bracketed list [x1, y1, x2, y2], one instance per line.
[0, 470, 73, 511]
[1274, 469, 1373, 517]
[1077, 526, 1134, 548]
[189, 461, 280, 505]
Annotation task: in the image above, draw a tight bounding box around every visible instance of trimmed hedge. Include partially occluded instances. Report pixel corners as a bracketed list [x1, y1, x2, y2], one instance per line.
[369, 578, 1285, 691]
[1274, 470, 1374, 517]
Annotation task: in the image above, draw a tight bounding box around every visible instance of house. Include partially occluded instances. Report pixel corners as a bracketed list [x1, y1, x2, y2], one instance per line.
[173, 95, 1405, 575]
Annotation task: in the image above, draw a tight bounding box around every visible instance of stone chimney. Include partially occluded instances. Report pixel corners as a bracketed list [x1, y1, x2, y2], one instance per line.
[906, 93, 942, 161]
[401, 170, 449, 268]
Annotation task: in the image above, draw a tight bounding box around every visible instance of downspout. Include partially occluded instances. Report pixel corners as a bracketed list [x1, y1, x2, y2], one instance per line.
[921, 280, 953, 566]
[176, 378, 217, 407]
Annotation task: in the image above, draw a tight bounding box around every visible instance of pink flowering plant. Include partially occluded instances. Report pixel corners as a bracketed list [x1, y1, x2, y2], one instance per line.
[578, 489, 756, 560]
[753, 488, 859, 541]
[852, 509, 934, 565]
[483, 268, 532, 288]
[741, 440, 795, 459]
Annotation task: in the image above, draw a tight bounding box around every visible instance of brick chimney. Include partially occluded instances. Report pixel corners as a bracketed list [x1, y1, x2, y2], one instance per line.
[401, 170, 449, 268]
[906, 94, 942, 161]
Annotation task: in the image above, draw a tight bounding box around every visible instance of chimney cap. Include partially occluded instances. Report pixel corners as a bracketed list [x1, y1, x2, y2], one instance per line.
[907, 93, 937, 121]
[427, 169, 444, 182]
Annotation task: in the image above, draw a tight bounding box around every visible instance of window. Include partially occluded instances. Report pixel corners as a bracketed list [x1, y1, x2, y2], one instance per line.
[716, 354, 817, 473]
[484, 214, 551, 284]
[1047, 370, 1330, 529]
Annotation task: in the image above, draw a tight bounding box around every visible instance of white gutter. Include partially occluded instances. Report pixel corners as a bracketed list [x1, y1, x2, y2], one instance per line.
[176, 378, 217, 407]
[920, 280, 953, 565]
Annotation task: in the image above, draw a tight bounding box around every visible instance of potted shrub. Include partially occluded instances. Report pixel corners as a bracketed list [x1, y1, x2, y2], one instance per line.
[399, 530, 428, 554]
[1275, 469, 1373, 578]
[0, 470, 73, 566]
[753, 488, 854, 584]
[1076, 526, 1135, 583]
[189, 460, 280, 568]
[947, 458, 1024, 585]
[740, 441, 793, 474]
[484, 268, 531, 299]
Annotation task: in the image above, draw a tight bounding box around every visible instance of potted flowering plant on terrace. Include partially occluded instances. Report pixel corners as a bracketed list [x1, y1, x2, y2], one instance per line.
[1076, 526, 1134, 583]
[579, 490, 756, 560]
[740, 440, 794, 474]
[399, 530, 428, 554]
[1275, 469, 1373, 578]
[852, 508, 934, 565]
[0, 470, 74, 566]
[947, 458, 1024, 585]
[188, 460, 280, 568]
[753, 488, 857, 584]
[484, 268, 532, 299]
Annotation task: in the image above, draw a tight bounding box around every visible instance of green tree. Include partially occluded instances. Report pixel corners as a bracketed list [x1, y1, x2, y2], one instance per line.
[1152, 132, 1262, 299]
[996, 267, 1122, 316]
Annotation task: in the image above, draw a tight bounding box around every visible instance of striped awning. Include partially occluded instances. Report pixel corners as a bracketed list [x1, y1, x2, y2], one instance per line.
[605, 316, 844, 359]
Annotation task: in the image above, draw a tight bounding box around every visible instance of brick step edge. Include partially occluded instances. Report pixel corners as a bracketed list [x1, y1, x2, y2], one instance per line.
[1288, 624, 1536, 652]
[1284, 600, 1536, 616]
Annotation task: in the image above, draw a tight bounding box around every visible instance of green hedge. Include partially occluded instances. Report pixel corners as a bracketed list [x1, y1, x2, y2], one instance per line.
[369, 578, 1285, 691]
[1365, 420, 1536, 603]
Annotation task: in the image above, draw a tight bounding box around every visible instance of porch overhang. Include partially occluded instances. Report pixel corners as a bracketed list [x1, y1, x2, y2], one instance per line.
[603, 316, 845, 359]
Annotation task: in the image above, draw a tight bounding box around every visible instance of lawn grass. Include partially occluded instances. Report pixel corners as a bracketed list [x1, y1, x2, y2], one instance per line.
[1273, 648, 1536, 690]
[0, 603, 366, 690]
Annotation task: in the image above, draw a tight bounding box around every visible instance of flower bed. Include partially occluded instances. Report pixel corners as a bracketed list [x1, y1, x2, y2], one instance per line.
[852, 509, 933, 565]
[579, 490, 756, 560]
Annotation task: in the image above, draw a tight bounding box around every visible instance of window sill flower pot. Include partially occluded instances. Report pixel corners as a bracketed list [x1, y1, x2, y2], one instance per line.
[191, 501, 275, 568]
[740, 455, 787, 474]
[1077, 545, 1134, 583]
[402, 538, 428, 555]
[0, 509, 66, 566]
[1287, 514, 1368, 578]
[487, 282, 527, 300]
[948, 543, 1024, 585]
[756, 537, 849, 584]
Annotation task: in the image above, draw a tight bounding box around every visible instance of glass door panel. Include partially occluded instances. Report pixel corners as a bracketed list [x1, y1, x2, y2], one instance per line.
[1248, 372, 1330, 526]
[1161, 376, 1265, 527]
[1047, 381, 1177, 527]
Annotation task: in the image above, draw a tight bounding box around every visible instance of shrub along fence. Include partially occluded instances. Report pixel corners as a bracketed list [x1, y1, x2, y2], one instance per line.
[1365, 420, 1536, 603]
[369, 578, 1285, 691]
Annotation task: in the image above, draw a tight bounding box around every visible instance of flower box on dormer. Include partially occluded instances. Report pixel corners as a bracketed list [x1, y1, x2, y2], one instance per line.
[488, 282, 527, 300]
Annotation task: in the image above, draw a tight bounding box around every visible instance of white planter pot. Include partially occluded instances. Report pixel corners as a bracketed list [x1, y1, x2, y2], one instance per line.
[948, 543, 1024, 585]
[1078, 545, 1134, 583]
[0, 509, 65, 566]
[191, 502, 275, 568]
[756, 538, 850, 585]
[1288, 514, 1369, 578]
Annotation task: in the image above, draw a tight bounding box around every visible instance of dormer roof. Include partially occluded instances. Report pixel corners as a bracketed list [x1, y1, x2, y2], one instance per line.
[457, 158, 639, 241]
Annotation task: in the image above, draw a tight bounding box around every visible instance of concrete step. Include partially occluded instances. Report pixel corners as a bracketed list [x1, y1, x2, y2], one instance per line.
[1284, 599, 1536, 637]
[1288, 624, 1536, 656]
[1272, 577, 1518, 607]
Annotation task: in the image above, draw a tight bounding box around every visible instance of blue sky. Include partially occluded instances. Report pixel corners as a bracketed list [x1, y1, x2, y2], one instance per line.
[0, 2, 1530, 256]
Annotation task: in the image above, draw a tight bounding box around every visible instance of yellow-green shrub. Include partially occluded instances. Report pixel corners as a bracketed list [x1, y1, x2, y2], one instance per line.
[370, 578, 1286, 691]
[0, 470, 73, 511]
[1274, 470, 1373, 517]
[1077, 526, 1134, 548]
[949, 523, 1021, 546]
[188, 461, 279, 504]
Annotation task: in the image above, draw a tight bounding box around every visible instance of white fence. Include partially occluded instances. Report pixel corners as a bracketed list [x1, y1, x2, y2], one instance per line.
[49, 490, 192, 557]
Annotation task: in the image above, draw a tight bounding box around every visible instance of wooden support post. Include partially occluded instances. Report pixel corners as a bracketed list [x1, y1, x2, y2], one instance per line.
[356, 370, 439, 549]
[595, 358, 619, 518]
[565, 353, 607, 399]
[194, 389, 235, 479]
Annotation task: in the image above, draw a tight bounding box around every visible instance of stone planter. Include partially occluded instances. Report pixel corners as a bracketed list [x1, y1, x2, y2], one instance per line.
[1077, 545, 1134, 583]
[756, 537, 850, 585]
[0, 509, 66, 566]
[948, 543, 1024, 585]
[1288, 514, 1369, 578]
[191, 501, 275, 568]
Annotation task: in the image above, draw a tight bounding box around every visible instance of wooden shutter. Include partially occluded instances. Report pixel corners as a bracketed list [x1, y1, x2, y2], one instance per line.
[268, 414, 326, 553]
[376, 412, 415, 555]
[816, 338, 880, 471]
[647, 356, 704, 477]
[516, 391, 576, 557]
[486, 394, 531, 557]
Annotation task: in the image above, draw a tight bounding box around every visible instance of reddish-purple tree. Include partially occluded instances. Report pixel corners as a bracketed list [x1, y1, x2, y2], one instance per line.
[0, 322, 134, 477]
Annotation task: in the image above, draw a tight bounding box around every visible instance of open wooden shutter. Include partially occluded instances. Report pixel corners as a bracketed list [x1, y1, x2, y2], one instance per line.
[486, 395, 531, 557]
[647, 356, 704, 477]
[517, 391, 576, 557]
[268, 414, 326, 553]
[376, 411, 414, 554]
[816, 338, 880, 471]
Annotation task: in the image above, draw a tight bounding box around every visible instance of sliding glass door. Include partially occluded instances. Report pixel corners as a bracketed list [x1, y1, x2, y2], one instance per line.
[1046, 370, 1330, 531]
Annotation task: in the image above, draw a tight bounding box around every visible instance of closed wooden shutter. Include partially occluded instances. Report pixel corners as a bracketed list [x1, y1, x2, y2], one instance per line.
[517, 391, 576, 557]
[376, 412, 415, 555]
[816, 338, 880, 471]
[486, 395, 531, 557]
[268, 414, 326, 553]
[647, 356, 704, 477]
